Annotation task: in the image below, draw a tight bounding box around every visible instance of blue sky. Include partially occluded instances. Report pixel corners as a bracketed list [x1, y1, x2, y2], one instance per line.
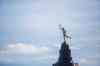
[0, 0, 100, 66]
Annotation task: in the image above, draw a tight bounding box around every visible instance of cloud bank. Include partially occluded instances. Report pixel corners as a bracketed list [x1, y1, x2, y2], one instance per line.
[0, 43, 50, 63]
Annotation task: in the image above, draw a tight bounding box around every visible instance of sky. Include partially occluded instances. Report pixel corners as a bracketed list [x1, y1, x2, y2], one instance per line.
[0, 0, 100, 66]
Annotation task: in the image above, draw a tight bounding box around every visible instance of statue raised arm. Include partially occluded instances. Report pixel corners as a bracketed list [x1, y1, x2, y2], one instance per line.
[59, 24, 72, 43]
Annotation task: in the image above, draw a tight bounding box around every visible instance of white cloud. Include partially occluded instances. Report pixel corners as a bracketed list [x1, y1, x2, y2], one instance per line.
[80, 58, 99, 65]
[70, 46, 80, 50]
[0, 43, 49, 56]
[0, 43, 51, 63]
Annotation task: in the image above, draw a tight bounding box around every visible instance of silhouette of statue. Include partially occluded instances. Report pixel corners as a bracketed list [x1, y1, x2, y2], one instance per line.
[59, 24, 71, 44]
[52, 25, 74, 66]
